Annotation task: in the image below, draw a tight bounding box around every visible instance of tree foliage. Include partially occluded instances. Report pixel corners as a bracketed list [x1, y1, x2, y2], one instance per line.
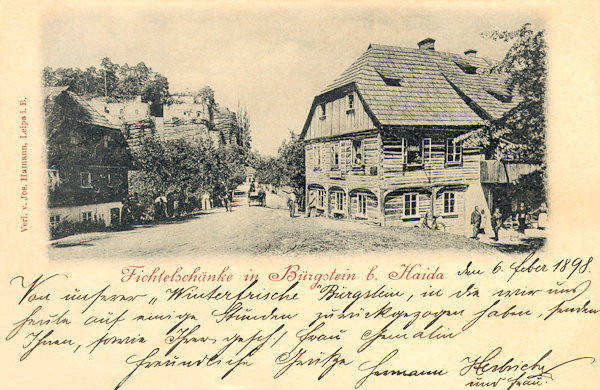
[43, 58, 170, 110]
[131, 137, 247, 203]
[254, 131, 305, 199]
[234, 103, 252, 151]
[481, 23, 547, 164]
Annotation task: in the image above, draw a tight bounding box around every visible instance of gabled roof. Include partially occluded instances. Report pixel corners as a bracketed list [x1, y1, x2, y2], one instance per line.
[303, 43, 517, 135]
[44, 87, 119, 130]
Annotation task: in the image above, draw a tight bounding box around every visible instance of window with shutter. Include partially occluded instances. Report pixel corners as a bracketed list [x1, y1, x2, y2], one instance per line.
[422, 138, 432, 164]
[352, 139, 364, 166]
[340, 140, 352, 171]
[331, 143, 339, 169]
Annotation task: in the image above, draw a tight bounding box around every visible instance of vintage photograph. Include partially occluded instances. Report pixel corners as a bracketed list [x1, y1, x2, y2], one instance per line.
[44, 5, 547, 259]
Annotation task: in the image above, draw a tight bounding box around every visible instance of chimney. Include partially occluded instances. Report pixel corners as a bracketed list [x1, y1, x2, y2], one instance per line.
[417, 38, 435, 51]
[464, 49, 477, 56]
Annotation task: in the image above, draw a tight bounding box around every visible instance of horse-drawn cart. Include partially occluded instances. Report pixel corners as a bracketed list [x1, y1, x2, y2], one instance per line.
[248, 191, 266, 207]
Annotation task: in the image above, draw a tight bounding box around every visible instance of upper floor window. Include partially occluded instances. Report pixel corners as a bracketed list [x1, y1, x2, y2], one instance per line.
[81, 211, 92, 222]
[48, 169, 60, 190]
[80, 172, 92, 188]
[352, 139, 364, 166]
[314, 144, 321, 167]
[331, 143, 339, 168]
[422, 138, 432, 163]
[320, 103, 326, 119]
[103, 135, 112, 148]
[403, 138, 431, 167]
[348, 94, 354, 109]
[107, 172, 120, 187]
[446, 139, 462, 165]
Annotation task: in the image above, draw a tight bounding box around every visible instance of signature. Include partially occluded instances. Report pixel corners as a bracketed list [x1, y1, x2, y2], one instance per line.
[461, 347, 595, 389]
[356, 349, 447, 388]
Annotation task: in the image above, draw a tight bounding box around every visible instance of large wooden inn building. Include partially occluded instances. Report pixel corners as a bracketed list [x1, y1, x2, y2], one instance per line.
[300, 38, 519, 234]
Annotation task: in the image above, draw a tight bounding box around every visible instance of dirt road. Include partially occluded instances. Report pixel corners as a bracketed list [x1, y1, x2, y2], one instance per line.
[49, 193, 507, 260]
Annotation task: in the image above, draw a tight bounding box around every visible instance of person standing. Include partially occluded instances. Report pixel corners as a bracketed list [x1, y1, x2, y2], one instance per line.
[226, 190, 233, 212]
[201, 192, 211, 211]
[258, 186, 266, 207]
[491, 208, 502, 241]
[480, 209, 487, 235]
[471, 206, 481, 239]
[535, 202, 548, 229]
[306, 190, 317, 218]
[288, 191, 296, 217]
[517, 202, 528, 234]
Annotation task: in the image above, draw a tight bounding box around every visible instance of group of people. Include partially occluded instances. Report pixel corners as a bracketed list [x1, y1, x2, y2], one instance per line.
[471, 201, 548, 241]
[470, 206, 503, 241]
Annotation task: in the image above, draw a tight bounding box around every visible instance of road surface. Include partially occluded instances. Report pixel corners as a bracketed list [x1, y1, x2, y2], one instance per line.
[49, 195, 542, 260]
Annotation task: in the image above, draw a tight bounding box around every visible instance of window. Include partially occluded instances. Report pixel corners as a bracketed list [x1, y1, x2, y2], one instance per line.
[320, 103, 326, 119]
[444, 192, 456, 214]
[104, 106, 109, 114]
[402, 138, 432, 167]
[48, 169, 60, 190]
[80, 172, 92, 188]
[314, 144, 321, 168]
[333, 192, 345, 213]
[331, 143, 339, 169]
[422, 138, 432, 164]
[50, 215, 60, 227]
[119, 108, 124, 115]
[339, 140, 352, 170]
[81, 211, 92, 222]
[317, 189, 325, 208]
[348, 94, 354, 110]
[404, 193, 418, 217]
[352, 139, 364, 166]
[405, 139, 421, 166]
[446, 139, 462, 165]
[357, 193, 367, 217]
[107, 173, 119, 187]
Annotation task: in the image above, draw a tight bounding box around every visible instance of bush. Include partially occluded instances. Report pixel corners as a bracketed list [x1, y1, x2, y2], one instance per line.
[50, 219, 108, 240]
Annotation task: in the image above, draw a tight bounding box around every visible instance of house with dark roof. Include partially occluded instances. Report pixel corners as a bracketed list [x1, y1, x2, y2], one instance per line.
[46, 87, 132, 230]
[300, 38, 518, 233]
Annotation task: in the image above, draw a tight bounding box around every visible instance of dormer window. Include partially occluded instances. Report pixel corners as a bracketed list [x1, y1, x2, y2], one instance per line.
[453, 60, 477, 74]
[376, 68, 403, 87]
[485, 88, 513, 103]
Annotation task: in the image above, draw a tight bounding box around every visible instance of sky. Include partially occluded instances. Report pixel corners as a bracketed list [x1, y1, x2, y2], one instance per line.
[41, 2, 544, 155]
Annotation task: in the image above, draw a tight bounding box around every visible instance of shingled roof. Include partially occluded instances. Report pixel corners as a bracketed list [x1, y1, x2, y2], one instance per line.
[304, 43, 517, 132]
[44, 87, 119, 130]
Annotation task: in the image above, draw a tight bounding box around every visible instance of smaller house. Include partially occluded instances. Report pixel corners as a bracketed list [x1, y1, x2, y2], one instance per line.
[46, 87, 132, 229]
